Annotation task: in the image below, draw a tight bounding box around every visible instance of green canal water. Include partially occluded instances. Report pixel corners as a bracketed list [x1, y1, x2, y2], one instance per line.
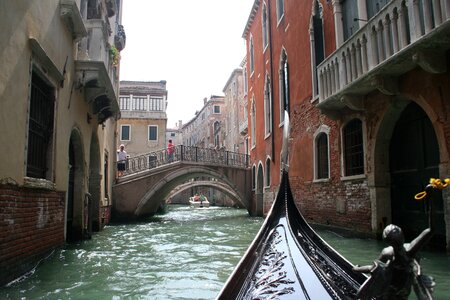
[1, 205, 449, 299]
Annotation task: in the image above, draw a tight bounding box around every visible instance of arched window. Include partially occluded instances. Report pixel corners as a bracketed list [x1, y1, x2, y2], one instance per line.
[276, 0, 284, 23]
[249, 35, 255, 74]
[214, 121, 221, 147]
[264, 75, 272, 136]
[252, 165, 256, 190]
[251, 97, 256, 148]
[343, 119, 364, 176]
[279, 49, 289, 124]
[265, 157, 271, 187]
[310, 0, 325, 98]
[316, 133, 329, 179]
[262, 3, 269, 50]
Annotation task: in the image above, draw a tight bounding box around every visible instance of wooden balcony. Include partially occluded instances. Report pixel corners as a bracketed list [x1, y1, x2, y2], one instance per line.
[317, 0, 450, 117]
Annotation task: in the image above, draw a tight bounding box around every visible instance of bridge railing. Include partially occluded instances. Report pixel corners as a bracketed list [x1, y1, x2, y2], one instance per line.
[117, 145, 250, 177]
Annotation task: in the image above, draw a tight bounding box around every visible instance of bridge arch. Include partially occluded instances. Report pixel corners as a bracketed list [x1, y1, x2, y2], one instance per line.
[134, 165, 247, 216]
[165, 180, 244, 207]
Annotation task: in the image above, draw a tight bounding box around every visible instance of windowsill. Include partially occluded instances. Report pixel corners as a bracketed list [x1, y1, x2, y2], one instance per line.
[264, 133, 271, 140]
[313, 178, 330, 183]
[279, 120, 284, 128]
[340, 174, 366, 181]
[263, 44, 268, 53]
[264, 185, 271, 190]
[24, 177, 56, 190]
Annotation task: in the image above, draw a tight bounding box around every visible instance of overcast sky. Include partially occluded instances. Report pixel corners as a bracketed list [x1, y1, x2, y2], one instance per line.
[120, 0, 255, 128]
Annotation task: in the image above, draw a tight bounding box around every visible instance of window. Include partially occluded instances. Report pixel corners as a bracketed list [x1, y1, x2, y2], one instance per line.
[264, 75, 272, 136]
[367, 0, 389, 19]
[276, 0, 284, 23]
[265, 158, 271, 187]
[262, 3, 269, 50]
[315, 132, 329, 179]
[170, 133, 175, 137]
[342, 0, 359, 40]
[243, 64, 248, 95]
[249, 36, 255, 74]
[214, 105, 221, 114]
[104, 151, 109, 198]
[310, 0, 325, 98]
[214, 121, 221, 133]
[251, 98, 256, 147]
[252, 165, 256, 190]
[279, 50, 289, 124]
[26, 71, 55, 179]
[343, 119, 364, 176]
[120, 125, 130, 141]
[148, 125, 158, 141]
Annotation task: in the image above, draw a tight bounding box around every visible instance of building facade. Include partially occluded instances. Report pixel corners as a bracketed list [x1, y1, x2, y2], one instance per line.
[118, 80, 168, 157]
[182, 96, 226, 149]
[0, 0, 125, 285]
[223, 68, 250, 155]
[244, 0, 450, 250]
[166, 120, 183, 147]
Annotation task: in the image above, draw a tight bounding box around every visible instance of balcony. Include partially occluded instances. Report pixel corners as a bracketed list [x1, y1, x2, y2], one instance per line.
[239, 118, 248, 135]
[317, 0, 450, 117]
[76, 19, 119, 123]
[60, 0, 87, 41]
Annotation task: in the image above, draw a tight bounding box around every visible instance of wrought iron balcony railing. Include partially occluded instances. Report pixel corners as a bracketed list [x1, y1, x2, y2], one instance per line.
[317, 0, 450, 113]
[117, 145, 250, 177]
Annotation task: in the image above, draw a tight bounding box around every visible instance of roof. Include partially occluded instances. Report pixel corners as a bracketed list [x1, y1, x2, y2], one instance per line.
[242, 0, 260, 39]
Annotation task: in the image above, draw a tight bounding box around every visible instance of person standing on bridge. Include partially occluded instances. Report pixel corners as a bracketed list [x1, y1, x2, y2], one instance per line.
[117, 144, 127, 177]
[167, 139, 175, 162]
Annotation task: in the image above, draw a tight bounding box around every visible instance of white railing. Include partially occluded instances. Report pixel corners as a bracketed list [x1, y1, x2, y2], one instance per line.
[318, 0, 450, 103]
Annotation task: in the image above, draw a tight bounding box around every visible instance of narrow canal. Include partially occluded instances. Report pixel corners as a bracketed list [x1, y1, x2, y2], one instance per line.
[1, 205, 449, 299]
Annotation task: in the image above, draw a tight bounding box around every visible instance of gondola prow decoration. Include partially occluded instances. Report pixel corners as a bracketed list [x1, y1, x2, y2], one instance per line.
[354, 178, 449, 300]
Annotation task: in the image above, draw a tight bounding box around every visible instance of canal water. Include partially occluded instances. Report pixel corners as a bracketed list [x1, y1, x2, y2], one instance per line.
[1, 205, 449, 299]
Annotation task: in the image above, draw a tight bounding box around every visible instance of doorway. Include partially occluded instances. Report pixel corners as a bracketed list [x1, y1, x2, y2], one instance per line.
[389, 102, 445, 249]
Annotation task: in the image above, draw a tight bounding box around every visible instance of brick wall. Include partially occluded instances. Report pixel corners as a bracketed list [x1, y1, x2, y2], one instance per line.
[0, 184, 65, 286]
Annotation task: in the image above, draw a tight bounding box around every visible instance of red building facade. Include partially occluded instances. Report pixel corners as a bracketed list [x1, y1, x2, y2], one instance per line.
[244, 0, 450, 250]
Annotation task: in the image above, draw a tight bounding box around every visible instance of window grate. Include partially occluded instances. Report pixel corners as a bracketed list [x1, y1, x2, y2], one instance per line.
[27, 72, 54, 178]
[316, 133, 329, 179]
[344, 119, 364, 176]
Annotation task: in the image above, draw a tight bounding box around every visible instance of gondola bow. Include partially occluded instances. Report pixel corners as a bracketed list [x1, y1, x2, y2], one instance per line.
[216, 171, 367, 299]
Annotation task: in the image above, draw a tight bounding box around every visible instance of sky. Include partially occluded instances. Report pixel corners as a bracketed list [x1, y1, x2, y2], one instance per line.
[120, 0, 255, 128]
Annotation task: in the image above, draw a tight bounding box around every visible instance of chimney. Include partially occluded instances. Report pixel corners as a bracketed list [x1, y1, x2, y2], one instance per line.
[203, 97, 207, 105]
[178, 120, 182, 129]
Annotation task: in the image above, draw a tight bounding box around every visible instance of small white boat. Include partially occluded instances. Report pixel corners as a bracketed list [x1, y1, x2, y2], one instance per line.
[189, 195, 210, 208]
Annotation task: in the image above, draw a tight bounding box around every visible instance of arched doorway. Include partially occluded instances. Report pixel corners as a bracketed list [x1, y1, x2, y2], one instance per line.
[256, 164, 264, 216]
[66, 130, 85, 242]
[389, 102, 445, 249]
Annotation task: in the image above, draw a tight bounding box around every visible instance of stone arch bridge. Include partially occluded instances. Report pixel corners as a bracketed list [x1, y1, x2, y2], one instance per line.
[112, 146, 252, 219]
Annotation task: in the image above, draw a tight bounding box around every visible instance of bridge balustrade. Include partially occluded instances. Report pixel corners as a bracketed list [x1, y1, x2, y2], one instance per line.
[117, 145, 249, 177]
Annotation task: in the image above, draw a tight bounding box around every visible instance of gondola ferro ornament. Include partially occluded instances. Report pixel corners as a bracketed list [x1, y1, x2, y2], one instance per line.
[353, 178, 449, 300]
